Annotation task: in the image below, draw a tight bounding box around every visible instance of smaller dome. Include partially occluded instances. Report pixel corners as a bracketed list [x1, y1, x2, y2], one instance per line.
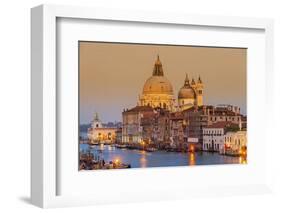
[178, 86, 196, 99]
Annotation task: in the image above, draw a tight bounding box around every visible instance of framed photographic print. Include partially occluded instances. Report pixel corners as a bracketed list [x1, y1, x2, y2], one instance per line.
[31, 4, 274, 208]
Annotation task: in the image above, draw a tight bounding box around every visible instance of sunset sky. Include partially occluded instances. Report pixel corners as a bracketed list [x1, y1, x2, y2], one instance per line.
[79, 42, 246, 124]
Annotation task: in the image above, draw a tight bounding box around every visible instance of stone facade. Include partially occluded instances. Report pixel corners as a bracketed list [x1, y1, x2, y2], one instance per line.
[122, 106, 154, 144]
[202, 121, 238, 152]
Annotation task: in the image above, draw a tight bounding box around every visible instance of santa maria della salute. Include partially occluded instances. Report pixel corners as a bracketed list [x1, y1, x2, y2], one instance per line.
[139, 55, 203, 111]
[119, 55, 246, 153]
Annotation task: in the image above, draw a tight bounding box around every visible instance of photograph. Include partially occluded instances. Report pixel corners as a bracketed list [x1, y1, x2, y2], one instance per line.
[79, 41, 247, 170]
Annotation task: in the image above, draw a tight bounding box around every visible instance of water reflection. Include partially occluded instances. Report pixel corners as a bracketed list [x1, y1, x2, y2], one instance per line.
[81, 144, 242, 168]
[140, 150, 148, 168]
[239, 156, 247, 164]
[188, 153, 196, 166]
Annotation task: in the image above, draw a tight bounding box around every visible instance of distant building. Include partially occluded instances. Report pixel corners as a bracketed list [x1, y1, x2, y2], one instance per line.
[87, 113, 117, 144]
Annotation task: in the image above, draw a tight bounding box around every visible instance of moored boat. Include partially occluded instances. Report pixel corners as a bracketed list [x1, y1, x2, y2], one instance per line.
[145, 147, 157, 152]
[115, 144, 127, 149]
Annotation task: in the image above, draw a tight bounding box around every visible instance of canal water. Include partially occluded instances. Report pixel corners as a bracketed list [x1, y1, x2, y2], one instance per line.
[80, 143, 244, 169]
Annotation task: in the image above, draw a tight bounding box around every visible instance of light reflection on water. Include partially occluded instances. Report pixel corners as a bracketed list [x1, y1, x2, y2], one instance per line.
[80, 144, 245, 168]
[239, 156, 247, 164]
[188, 153, 196, 166]
[140, 150, 148, 168]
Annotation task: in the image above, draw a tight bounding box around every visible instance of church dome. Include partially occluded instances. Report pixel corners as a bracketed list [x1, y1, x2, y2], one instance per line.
[178, 74, 196, 99]
[178, 86, 196, 99]
[143, 76, 173, 95]
[142, 55, 173, 95]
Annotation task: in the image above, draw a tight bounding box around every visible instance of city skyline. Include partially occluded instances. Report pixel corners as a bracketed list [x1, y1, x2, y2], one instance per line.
[79, 42, 246, 124]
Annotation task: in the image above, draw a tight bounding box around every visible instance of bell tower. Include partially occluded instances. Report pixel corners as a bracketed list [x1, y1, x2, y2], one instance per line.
[91, 112, 102, 129]
[196, 76, 203, 106]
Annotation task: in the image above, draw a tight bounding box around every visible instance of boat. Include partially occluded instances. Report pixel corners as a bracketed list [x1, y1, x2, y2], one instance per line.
[115, 144, 127, 149]
[145, 147, 157, 152]
[89, 141, 99, 146]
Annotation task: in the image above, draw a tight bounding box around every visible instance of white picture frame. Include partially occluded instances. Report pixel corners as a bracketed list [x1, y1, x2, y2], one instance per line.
[31, 4, 274, 208]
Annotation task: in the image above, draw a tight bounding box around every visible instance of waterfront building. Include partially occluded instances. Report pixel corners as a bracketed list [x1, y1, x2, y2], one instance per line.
[182, 105, 244, 151]
[183, 106, 209, 151]
[139, 109, 156, 144]
[139, 55, 175, 111]
[152, 108, 171, 147]
[122, 106, 154, 144]
[169, 111, 185, 149]
[224, 130, 247, 155]
[203, 121, 238, 152]
[207, 104, 242, 125]
[87, 113, 117, 144]
[115, 127, 122, 143]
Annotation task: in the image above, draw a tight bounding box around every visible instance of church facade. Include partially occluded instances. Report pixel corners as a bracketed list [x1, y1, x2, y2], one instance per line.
[87, 113, 117, 144]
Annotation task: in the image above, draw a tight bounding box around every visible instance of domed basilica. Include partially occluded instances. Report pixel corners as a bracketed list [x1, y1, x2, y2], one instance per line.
[138, 55, 204, 111]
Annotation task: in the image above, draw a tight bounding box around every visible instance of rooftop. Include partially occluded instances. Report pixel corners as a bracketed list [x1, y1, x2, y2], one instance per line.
[123, 105, 154, 113]
[204, 121, 237, 129]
